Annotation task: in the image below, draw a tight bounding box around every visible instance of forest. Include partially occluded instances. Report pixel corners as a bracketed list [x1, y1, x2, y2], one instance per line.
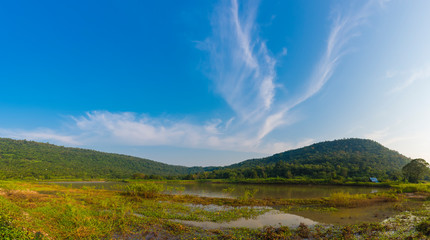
[0, 138, 414, 181]
[186, 139, 412, 182]
[0, 138, 203, 179]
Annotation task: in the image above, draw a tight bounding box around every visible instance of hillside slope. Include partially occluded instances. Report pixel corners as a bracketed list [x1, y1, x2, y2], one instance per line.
[0, 138, 203, 179]
[208, 138, 411, 180]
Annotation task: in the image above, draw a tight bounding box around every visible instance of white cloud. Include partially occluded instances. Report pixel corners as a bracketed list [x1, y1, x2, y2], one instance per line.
[387, 64, 430, 94]
[0, 1, 387, 163]
[203, 0, 277, 122]
[72, 111, 295, 153]
[0, 128, 80, 146]
[295, 1, 378, 106]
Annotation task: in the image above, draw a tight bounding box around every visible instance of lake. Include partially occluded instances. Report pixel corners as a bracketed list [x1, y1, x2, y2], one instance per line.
[49, 181, 385, 199]
[164, 182, 384, 199]
[47, 181, 414, 228]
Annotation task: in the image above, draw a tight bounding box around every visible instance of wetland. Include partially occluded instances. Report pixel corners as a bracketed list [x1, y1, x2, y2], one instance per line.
[2, 180, 430, 239]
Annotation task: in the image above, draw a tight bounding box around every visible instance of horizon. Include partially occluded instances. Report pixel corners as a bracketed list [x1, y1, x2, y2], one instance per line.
[1, 0, 429, 166]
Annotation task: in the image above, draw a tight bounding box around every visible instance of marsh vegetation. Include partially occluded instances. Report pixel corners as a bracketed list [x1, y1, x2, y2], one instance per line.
[1, 180, 430, 239]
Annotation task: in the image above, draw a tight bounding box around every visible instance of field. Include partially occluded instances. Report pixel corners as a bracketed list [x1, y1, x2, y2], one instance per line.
[1, 181, 430, 239]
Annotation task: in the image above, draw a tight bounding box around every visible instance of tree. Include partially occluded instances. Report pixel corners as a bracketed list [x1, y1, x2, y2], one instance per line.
[402, 159, 429, 183]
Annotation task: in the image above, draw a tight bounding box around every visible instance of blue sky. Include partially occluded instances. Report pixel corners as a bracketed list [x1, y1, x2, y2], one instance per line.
[1, 0, 430, 166]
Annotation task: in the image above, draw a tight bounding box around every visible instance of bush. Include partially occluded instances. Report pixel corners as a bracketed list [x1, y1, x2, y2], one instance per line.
[121, 182, 164, 198]
[393, 183, 430, 193]
[327, 192, 368, 207]
[0, 213, 34, 239]
[417, 219, 430, 235]
[259, 226, 291, 240]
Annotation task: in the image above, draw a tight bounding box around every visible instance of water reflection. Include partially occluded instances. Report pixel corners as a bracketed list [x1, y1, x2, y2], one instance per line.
[49, 181, 386, 199]
[164, 182, 385, 199]
[175, 210, 318, 229]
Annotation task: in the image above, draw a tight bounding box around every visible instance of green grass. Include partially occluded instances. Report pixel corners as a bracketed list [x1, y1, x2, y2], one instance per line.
[117, 182, 164, 198]
[391, 183, 430, 193]
[1, 180, 430, 239]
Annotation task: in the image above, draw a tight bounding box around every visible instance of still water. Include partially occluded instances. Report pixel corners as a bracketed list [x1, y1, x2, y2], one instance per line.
[48, 181, 411, 228]
[164, 182, 384, 199]
[50, 181, 385, 199]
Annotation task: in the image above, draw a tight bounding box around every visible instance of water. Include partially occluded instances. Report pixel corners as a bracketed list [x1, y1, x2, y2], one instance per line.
[164, 182, 385, 199]
[46, 181, 414, 228]
[49, 181, 385, 199]
[175, 210, 318, 229]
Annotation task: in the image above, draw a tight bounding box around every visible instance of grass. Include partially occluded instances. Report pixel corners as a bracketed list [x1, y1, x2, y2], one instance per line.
[220, 177, 393, 187]
[324, 191, 401, 208]
[1, 180, 429, 239]
[391, 182, 430, 193]
[117, 182, 164, 198]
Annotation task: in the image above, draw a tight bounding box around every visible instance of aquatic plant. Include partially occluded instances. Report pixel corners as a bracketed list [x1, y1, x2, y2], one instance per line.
[120, 182, 164, 198]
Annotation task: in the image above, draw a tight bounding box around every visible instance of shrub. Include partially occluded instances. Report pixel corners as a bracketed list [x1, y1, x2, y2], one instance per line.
[296, 223, 310, 238]
[121, 182, 164, 198]
[327, 192, 368, 207]
[0, 213, 34, 239]
[417, 219, 430, 236]
[259, 226, 291, 240]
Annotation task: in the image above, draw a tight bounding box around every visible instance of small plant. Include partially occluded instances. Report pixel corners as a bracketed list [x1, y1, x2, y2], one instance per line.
[259, 226, 291, 240]
[296, 223, 310, 238]
[0, 213, 34, 239]
[417, 218, 430, 235]
[121, 182, 164, 198]
[327, 192, 369, 207]
[238, 188, 259, 201]
[222, 186, 235, 195]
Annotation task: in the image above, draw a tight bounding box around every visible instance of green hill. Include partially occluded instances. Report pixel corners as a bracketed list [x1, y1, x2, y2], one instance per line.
[0, 138, 203, 179]
[203, 138, 411, 181]
[0, 137, 412, 181]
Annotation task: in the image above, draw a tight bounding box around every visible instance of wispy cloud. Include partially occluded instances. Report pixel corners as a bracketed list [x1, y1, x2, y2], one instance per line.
[71, 111, 297, 153]
[200, 0, 277, 122]
[257, 0, 382, 141]
[295, 1, 377, 106]
[0, 1, 386, 161]
[387, 64, 430, 94]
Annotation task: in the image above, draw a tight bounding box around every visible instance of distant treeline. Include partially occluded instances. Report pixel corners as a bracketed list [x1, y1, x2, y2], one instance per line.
[178, 161, 403, 182]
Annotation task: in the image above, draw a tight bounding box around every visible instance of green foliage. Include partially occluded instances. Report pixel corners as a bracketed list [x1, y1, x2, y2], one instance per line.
[327, 192, 368, 207]
[0, 213, 35, 239]
[417, 218, 430, 236]
[0, 138, 203, 179]
[221, 186, 235, 195]
[238, 188, 259, 201]
[392, 183, 430, 193]
[120, 182, 164, 198]
[258, 226, 291, 239]
[194, 138, 411, 181]
[402, 158, 430, 183]
[0, 138, 414, 182]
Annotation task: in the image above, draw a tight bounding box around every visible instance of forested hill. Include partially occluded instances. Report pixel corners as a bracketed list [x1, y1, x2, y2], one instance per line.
[205, 138, 411, 180]
[0, 138, 203, 179]
[0, 137, 412, 181]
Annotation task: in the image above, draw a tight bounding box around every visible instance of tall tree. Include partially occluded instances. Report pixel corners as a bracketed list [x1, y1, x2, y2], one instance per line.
[402, 159, 429, 183]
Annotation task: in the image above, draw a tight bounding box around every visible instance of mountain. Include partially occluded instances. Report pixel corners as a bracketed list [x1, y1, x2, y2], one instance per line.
[0, 137, 412, 181]
[0, 138, 203, 179]
[205, 138, 411, 180]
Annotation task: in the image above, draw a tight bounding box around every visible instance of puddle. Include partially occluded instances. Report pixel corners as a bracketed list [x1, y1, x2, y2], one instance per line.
[175, 210, 318, 229]
[182, 203, 269, 212]
[287, 201, 424, 225]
